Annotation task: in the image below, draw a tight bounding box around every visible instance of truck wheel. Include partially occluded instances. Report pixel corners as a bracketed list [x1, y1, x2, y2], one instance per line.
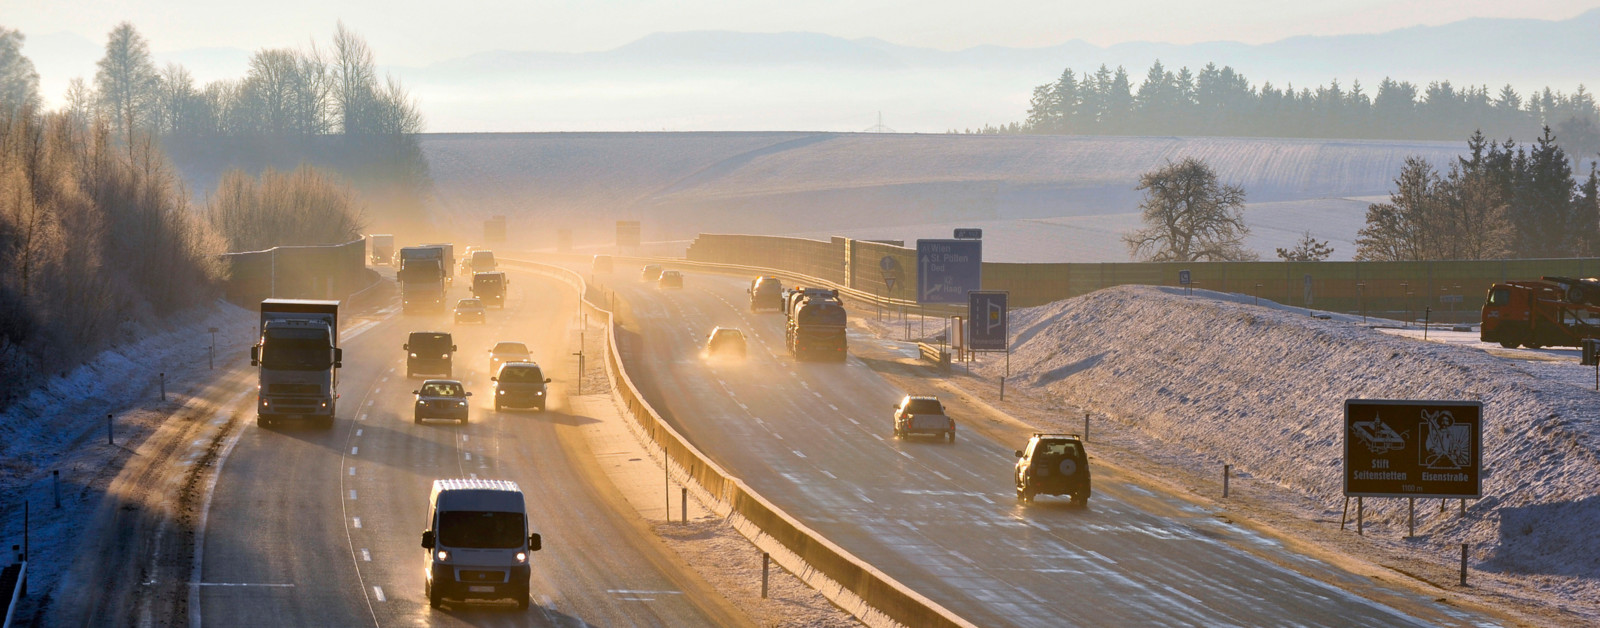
[1498, 340, 1519, 349]
[494, 401, 502, 412]
[1022, 485, 1035, 503]
[427, 580, 442, 608]
[256, 416, 270, 428]
[516, 588, 531, 610]
[414, 414, 423, 425]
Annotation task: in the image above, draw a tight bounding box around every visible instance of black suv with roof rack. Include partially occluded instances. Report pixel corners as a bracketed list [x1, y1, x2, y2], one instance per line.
[1014, 433, 1091, 505]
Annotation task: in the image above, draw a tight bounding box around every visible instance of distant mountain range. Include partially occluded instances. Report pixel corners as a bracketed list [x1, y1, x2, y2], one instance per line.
[22, 9, 1600, 132]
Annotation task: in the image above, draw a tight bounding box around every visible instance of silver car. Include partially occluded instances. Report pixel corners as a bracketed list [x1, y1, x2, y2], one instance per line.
[414, 379, 471, 425]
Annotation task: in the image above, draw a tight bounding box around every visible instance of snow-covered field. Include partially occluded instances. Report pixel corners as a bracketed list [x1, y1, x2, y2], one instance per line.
[958, 285, 1600, 619]
[421, 133, 1465, 261]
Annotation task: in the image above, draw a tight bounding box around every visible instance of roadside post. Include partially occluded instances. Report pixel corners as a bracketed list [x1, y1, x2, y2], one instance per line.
[1179, 269, 1192, 296]
[107, 413, 113, 446]
[1356, 283, 1366, 324]
[160, 372, 166, 401]
[1223, 464, 1230, 497]
[761, 552, 770, 598]
[1424, 307, 1432, 340]
[572, 350, 584, 395]
[1583, 338, 1600, 390]
[208, 326, 218, 370]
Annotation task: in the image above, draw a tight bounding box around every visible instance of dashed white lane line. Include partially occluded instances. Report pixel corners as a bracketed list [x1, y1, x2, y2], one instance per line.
[464, 452, 472, 461]
[828, 404, 839, 411]
[355, 429, 363, 436]
[462, 435, 469, 442]
[847, 417, 860, 425]
[361, 549, 371, 562]
[349, 490, 358, 500]
[365, 400, 374, 407]
[373, 387, 381, 394]
[822, 470, 837, 479]
[351, 446, 359, 455]
[469, 473, 478, 479]
[932, 470, 951, 480]
[348, 467, 355, 476]
[372, 586, 386, 602]
[352, 517, 362, 529]
[793, 450, 807, 459]
[358, 413, 368, 421]
[380, 376, 388, 382]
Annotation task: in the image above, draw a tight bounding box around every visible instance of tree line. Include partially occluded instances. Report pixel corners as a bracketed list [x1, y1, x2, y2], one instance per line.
[990, 60, 1600, 159]
[1356, 129, 1600, 261]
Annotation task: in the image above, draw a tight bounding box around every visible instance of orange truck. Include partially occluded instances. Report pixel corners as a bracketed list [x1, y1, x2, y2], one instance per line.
[1480, 276, 1600, 348]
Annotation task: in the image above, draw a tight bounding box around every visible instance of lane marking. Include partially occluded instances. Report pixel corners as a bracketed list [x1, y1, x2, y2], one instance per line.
[352, 517, 362, 529]
[357, 413, 367, 421]
[822, 470, 837, 479]
[793, 450, 807, 459]
[361, 549, 371, 562]
[351, 446, 359, 455]
[349, 490, 358, 500]
[348, 467, 355, 476]
[372, 586, 386, 602]
[193, 582, 295, 587]
[464, 452, 472, 461]
[355, 429, 363, 436]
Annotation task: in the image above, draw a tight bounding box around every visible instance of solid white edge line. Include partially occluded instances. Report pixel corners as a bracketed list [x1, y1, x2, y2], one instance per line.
[186, 387, 253, 628]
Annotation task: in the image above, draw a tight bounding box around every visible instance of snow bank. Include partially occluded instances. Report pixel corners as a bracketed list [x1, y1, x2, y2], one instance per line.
[981, 285, 1600, 586]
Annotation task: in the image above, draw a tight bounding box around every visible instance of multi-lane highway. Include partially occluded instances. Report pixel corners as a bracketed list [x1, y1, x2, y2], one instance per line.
[597, 263, 1491, 627]
[194, 270, 745, 626]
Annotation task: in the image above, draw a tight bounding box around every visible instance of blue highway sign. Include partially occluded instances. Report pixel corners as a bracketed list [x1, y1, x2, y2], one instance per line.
[968, 291, 1008, 351]
[916, 239, 981, 304]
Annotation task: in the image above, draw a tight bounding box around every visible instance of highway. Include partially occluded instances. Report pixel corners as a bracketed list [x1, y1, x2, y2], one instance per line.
[195, 270, 744, 627]
[598, 263, 1491, 627]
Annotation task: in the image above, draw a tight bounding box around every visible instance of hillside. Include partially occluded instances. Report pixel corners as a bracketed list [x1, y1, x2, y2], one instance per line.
[421, 132, 1467, 260]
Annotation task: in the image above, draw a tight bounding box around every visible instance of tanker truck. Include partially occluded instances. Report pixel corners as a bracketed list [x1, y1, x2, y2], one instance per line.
[784, 287, 848, 361]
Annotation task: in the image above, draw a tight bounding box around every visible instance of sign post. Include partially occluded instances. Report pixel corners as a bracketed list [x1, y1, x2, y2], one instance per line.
[1179, 269, 1192, 296]
[915, 239, 981, 304]
[1345, 399, 1482, 535]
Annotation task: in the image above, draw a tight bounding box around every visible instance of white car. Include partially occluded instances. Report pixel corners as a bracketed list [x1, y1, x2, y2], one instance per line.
[489, 341, 532, 375]
[453, 298, 487, 324]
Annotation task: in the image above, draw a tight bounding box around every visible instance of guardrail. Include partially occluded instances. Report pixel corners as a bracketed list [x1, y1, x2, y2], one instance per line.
[502, 257, 976, 628]
[2, 561, 25, 628]
[918, 343, 951, 371]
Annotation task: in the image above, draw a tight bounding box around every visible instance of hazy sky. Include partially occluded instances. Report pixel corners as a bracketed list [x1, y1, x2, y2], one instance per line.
[7, 0, 1597, 64]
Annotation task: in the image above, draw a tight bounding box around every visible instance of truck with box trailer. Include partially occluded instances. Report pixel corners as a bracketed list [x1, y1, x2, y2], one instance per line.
[251, 299, 342, 428]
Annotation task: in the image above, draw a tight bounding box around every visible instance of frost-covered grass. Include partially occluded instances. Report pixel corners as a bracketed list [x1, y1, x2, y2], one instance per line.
[975, 285, 1600, 614]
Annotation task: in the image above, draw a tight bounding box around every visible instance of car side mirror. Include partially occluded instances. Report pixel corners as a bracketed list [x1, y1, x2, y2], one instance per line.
[412, 390, 420, 395]
[465, 392, 473, 397]
[528, 533, 542, 552]
[249, 345, 260, 366]
[333, 347, 343, 368]
[490, 377, 497, 382]
[1014, 450, 1023, 458]
[544, 378, 552, 383]
[421, 530, 435, 549]
[403, 343, 409, 350]
[452, 345, 458, 352]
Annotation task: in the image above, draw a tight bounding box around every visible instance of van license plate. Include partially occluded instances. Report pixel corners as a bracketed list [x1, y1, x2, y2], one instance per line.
[468, 585, 494, 593]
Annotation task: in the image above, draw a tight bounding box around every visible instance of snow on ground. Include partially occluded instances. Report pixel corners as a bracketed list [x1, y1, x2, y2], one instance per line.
[0, 300, 256, 604]
[957, 285, 1600, 616]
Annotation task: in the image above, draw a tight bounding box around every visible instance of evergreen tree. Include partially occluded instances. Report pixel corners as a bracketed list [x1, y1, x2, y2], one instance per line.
[1276, 231, 1335, 261]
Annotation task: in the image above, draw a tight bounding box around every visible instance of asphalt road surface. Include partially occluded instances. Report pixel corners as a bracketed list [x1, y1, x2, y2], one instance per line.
[196, 271, 742, 627]
[598, 264, 1491, 628]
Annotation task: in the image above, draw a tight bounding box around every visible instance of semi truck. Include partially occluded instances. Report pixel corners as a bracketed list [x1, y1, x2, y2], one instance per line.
[369, 234, 395, 265]
[399, 245, 448, 314]
[423, 243, 456, 285]
[251, 299, 342, 428]
[1481, 276, 1600, 348]
[472, 271, 509, 308]
[784, 287, 848, 361]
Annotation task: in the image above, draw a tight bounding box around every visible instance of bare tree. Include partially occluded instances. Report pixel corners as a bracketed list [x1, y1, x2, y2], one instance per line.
[154, 63, 196, 136]
[331, 22, 377, 136]
[1354, 157, 1433, 261]
[0, 27, 40, 114]
[1123, 157, 1256, 261]
[207, 164, 365, 251]
[63, 77, 96, 122]
[1276, 231, 1335, 261]
[93, 22, 159, 139]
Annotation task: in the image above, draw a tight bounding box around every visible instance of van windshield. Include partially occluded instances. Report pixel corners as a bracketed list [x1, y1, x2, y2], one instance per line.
[438, 511, 525, 548]
[410, 333, 452, 352]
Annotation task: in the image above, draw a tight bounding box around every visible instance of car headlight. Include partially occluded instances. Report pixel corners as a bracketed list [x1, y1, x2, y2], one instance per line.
[409, 352, 418, 358]
[441, 353, 449, 359]
[417, 399, 425, 405]
[458, 401, 467, 407]
[435, 550, 449, 561]
[497, 390, 505, 395]
[514, 551, 527, 563]
[535, 391, 543, 396]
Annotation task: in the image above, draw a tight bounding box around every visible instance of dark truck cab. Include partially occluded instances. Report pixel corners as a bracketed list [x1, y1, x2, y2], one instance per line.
[406, 331, 456, 378]
[1015, 433, 1092, 505]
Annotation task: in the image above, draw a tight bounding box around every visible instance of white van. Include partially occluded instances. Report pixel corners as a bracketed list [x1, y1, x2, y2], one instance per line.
[421, 479, 542, 608]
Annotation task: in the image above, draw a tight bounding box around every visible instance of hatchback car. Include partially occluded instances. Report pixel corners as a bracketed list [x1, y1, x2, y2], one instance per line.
[641, 264, 663, 281]
[658, 270, 683, 289]
[488, 341, 531, 375]
[706, 327, 747, 358]
[892, 395, 955, 443]
[493, 362, 551, 411]
[453, 298, 487, 324]
[414, 380, 471, 425]
[1014, 433, 1092, 504]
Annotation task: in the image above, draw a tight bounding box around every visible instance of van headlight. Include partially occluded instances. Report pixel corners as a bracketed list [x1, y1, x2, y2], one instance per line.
[497, 390, 506, 395]
[458, 401, 467, 407]
[435, 550, 449, 561]
[515, 551, 527, 563]
[535, 391, 543, 396]
[441, 353, 449, 359]
[409, 352, 418, 358]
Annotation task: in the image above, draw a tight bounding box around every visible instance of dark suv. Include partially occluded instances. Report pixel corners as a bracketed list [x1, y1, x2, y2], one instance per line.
[1014, 433, 1091, 505]
[406, 331, 456, 378]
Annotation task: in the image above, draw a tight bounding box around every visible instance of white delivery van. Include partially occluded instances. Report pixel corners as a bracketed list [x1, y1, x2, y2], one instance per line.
[421, 479, 542, 609]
